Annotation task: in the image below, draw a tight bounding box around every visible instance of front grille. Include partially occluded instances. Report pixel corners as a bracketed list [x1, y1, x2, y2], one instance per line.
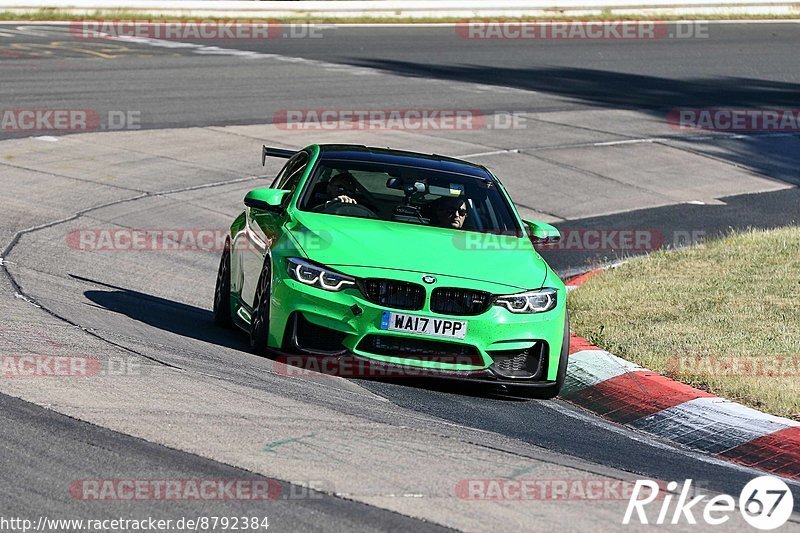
[359, 279, 425, 310]
[357, 335, 483, 366]
[430, 287, 493, 316]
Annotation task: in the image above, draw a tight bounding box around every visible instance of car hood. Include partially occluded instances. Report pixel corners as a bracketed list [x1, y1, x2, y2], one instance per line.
[287, 211, 547, 292]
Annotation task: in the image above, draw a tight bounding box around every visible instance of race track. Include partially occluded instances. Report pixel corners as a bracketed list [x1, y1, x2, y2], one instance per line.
[1, 22, 799, 531]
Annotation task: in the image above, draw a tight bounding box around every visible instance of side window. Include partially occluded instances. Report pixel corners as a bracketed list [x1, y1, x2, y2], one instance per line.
[274, 152, 309, 208]
[271, 152, 308, 189]
[281, 152, 308, 193]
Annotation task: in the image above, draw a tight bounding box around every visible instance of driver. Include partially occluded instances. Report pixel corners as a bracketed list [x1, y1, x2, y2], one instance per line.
[323, 172, 359, 206]
[430, 196, 468, 229]
[316, 172, 377, 212]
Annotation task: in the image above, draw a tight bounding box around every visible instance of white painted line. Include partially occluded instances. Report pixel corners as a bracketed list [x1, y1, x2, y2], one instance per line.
[458, 149, 520, 158]
[593, 138, 664, 147]
[34, 136, 59, 142]
[591, 132, 800, 148]
[14, 292, 41, 307]
[98, 33, 389, 76]
[112, 34, 278, 59]
[562, 259, 631, 285]
[695, 19, 800, 24]
[15, 24, 72, 32]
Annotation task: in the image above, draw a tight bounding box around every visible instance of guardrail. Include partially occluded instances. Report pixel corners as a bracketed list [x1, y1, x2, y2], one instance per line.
[3, 0, 800, 18]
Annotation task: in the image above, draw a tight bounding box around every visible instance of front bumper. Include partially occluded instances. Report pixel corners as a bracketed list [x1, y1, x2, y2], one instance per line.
[268, 270, 567, 382]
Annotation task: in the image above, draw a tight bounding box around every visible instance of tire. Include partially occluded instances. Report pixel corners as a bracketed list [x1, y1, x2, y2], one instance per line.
[213, 243, 232, 328]
[514, 312, 570, 400]
[249, 259, 272, 356]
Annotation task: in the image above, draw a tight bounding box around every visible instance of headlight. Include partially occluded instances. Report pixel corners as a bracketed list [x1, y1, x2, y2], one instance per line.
[286, 258, 356, 292]
[494, 288, 557, 314]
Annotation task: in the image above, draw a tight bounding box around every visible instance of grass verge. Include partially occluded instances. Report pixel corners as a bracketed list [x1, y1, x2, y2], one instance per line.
[568, 226, 800, 420]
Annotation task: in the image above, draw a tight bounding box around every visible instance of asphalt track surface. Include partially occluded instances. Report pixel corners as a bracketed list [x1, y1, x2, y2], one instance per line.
[1, 22, 800, 531]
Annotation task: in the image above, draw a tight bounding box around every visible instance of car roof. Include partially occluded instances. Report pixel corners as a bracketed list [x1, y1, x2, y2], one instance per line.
[315, 144, 492, 179]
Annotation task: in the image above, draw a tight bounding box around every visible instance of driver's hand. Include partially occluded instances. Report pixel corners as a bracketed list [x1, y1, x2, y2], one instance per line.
[328, 195, 357, 204]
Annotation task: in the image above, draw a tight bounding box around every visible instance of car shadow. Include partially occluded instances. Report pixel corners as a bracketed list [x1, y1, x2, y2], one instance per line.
[274, 351, 533, 401]
[73, 274, 248, 351]
[363, 377, 534, 401]
[74, 274, 532, 401]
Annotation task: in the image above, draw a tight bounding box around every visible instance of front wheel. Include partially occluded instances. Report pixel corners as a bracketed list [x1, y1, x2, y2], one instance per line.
[249, 260, 272, 356]
[213, 243, 232, 328]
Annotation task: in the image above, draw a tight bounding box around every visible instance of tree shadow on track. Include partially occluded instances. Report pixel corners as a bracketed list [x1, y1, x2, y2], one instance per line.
[346, 59, 800, 186]
[72, 274, 248, 352]
[351, 59, 800, 110]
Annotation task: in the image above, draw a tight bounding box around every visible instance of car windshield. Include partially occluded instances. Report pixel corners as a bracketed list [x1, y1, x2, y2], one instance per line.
[297, 159, 521, 235]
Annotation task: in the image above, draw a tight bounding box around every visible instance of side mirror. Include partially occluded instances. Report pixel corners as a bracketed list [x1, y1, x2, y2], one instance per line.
[522, 219, 561, 247]
[244, 188, 291, 212]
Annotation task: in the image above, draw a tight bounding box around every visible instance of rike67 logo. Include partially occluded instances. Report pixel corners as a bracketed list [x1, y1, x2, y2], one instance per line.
[624, 477, 794, 530]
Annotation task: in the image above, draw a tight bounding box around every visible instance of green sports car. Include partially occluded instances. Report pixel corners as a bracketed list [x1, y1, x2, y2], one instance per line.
[213, 144, 569, 397]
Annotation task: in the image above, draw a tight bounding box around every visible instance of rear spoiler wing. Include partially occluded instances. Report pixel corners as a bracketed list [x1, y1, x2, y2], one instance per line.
[262, 145, 297, 166]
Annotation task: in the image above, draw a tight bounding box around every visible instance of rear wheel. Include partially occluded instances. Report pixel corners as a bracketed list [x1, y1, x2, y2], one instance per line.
[249, 260, 272, 356]
[213, 243, 232, 327]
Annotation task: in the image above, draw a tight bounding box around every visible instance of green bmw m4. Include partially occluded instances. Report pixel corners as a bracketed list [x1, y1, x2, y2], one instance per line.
[213, 144, 570, 397]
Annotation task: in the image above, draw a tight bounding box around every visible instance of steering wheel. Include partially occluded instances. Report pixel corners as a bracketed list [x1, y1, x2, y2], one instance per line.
[323, 200, 378, 218]
[352, 182, 379, 206]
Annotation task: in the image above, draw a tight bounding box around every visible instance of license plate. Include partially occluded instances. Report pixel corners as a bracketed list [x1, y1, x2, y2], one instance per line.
[380, 311, 467, 339]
